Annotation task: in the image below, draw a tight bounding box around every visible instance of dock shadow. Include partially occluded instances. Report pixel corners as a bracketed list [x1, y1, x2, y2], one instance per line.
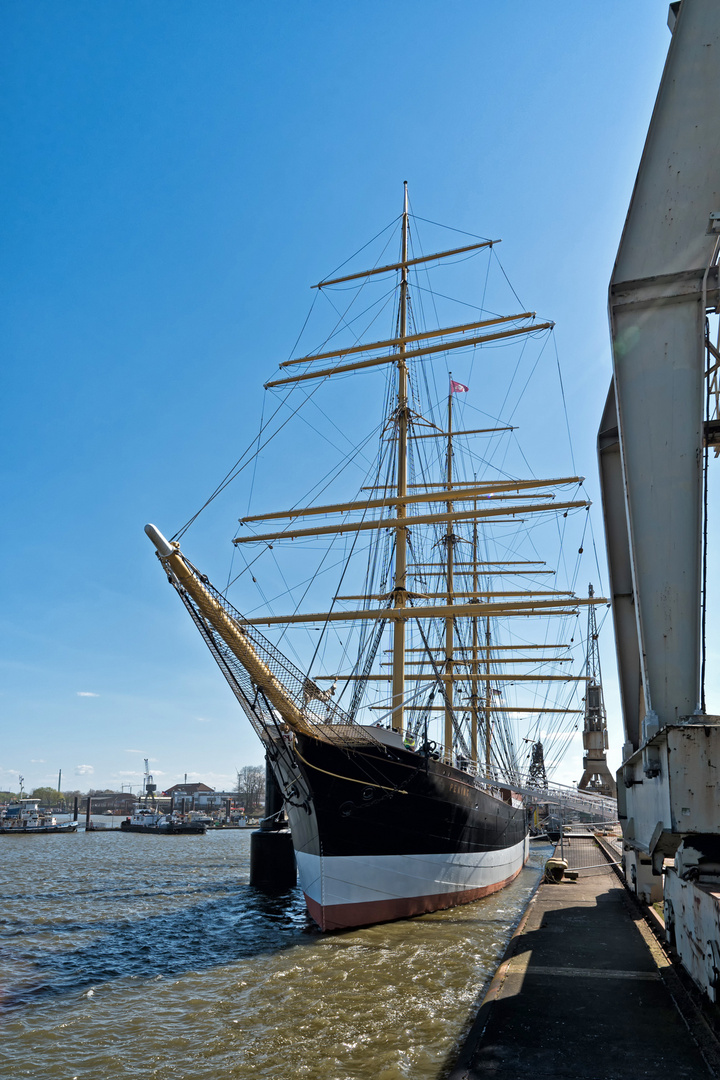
[437, 887, 711, 1080]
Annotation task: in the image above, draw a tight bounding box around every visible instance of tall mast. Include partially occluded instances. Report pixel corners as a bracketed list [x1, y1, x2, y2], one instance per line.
[444, 381, 455, 757]
[470, 515, 479, 765]
[484, 618, 492, 776]
[391, 182, 410, 734]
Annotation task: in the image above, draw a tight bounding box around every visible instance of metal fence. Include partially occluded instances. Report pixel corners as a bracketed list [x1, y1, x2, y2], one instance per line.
[557, 829, 622, 876]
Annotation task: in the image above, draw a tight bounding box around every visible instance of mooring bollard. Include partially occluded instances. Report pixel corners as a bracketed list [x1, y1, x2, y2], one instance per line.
[250, 757, 296, 889]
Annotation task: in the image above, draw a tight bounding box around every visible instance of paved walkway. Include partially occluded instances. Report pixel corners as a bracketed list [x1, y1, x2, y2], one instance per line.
[446, 841, 717, 1079]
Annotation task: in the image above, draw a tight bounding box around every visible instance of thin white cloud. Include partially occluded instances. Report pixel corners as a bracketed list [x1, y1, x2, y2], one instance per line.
[31, 759, 46, 763]
[117, 769, 166, 778]
[123, 749, 144, 754]
[195, 717, 212, 724]
[77, 691, 99, 698]
[75, 764, 94, 776]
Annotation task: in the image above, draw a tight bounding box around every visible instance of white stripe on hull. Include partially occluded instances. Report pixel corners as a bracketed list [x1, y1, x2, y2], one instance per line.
[296, 836, 529, 930]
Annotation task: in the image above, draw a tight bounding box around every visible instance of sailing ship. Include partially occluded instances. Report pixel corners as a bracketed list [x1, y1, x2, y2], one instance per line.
[146, 186, 603, 930]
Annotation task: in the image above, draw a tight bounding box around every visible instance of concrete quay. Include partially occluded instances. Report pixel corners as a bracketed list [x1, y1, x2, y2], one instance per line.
[447, 835, 720, 1080]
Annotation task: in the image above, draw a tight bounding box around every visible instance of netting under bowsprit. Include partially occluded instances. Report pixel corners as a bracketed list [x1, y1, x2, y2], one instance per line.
[171, 575, 381, 754]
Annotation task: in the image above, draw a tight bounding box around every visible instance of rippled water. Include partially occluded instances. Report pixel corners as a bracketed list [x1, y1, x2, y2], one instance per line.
[0, 823, 549, 1079]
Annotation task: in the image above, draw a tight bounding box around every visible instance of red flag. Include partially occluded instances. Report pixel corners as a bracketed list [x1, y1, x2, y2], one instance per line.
[450, 379, 469, 393]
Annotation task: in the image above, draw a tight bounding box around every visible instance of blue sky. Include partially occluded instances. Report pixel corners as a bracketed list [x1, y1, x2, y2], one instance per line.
[1, 2, 683, 794]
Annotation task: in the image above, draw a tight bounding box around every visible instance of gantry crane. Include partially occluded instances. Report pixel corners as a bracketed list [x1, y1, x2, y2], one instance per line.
[599, 0, 720, 999]
[578, 585, 616, 798]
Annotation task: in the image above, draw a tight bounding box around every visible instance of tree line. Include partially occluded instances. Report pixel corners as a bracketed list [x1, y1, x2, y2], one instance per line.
[3, 776, 268, 815]
[0, 787, 133, 806]
[236, 765, 264, 816]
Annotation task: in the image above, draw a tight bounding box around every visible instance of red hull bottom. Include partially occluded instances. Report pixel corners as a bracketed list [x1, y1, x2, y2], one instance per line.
[304, 861, 525, 932]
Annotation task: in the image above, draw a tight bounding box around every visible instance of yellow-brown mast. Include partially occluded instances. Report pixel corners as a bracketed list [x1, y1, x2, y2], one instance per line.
[470, 516, 479, 768]
[444, 381, 455, 758]
[485, 618, 492, 776]
[391, 182, 410, 735]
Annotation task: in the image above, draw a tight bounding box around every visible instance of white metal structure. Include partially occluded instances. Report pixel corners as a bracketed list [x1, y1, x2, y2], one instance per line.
[600, 0, 720, 998]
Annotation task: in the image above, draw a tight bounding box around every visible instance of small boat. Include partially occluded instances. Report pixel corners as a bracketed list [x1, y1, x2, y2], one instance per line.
[120, 807, 206, 834]
[0, 799, 79, 834]
[160, 812, 207, 834]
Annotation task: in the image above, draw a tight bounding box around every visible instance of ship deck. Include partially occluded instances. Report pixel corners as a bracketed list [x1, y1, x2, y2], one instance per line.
[446, 833, 720, 1079]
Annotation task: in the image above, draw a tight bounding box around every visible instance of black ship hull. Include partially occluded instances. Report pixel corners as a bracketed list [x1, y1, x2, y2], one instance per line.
[272, 728, 529, 931]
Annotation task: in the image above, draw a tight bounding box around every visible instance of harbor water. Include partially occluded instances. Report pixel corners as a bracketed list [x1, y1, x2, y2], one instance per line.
[1, 825, 550, 1079]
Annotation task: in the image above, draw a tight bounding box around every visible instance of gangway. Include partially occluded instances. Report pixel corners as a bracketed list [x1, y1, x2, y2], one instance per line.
[512, 779, 617, 822]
